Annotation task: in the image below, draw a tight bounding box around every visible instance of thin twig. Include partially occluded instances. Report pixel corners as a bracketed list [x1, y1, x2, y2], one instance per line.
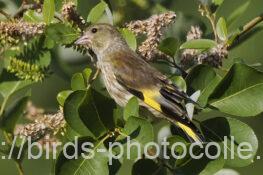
[0, 9, 11, 19]
[171, 57, 188, 78]
[13, 3, 40, 18]
[54, 12, 64, 22]
[158, 58, 188, 78]
[3, 131, 12, 144]
[203, 5, 218, 42]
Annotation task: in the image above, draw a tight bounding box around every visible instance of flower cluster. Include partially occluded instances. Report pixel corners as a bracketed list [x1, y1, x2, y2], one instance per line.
[126, 12, 176, 60]
[198, 43, 228, 67]
[7, 57, 46, 82]
[181, 26, 228, 68]
[61, 2, 86, 30]
[181, 26, 203, 68]
[18, 108, 66, 141]
[0, 20, 45, 41]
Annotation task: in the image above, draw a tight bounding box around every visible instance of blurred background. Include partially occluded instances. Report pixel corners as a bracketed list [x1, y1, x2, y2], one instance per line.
[0, 0, 263, 174]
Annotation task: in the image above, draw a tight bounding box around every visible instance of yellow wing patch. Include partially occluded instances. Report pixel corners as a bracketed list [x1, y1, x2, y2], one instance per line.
[141, 88, 203, 143]
[177, 122, 201, 143]
[141, 89, 162, 112]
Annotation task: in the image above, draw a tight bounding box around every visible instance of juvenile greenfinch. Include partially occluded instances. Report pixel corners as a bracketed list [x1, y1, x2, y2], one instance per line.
[75, 23, 204, 143]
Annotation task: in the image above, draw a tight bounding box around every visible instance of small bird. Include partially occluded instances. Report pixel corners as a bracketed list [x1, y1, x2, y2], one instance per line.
[75, 23, 204, 143]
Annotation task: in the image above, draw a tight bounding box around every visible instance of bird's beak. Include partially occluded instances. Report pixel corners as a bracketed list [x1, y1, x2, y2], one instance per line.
[74, 35, 91, 45]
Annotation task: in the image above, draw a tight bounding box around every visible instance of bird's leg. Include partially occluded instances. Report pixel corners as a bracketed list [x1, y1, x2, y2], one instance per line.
[86, 68, 100, 89]
[90, 68, 101, 83]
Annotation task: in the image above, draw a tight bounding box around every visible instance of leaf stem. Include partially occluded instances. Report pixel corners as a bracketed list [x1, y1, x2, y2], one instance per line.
[200, 5, 218, 42]
[94, 133, 111, 150]
[229, 14, 263, 47]
[13, 3, 40, 18]
[0, 96, 9, 117]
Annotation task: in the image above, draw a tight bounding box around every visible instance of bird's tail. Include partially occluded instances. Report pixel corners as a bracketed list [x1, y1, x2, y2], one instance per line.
[182, 90, 205, 143]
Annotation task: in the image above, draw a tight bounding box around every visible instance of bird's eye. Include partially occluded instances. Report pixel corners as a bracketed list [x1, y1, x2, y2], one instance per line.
[91, 28, 98, 33]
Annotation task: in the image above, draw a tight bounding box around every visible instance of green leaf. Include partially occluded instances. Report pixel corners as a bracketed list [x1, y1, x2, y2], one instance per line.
[71, 73, 86, 91]
[197, 0, 211, 5]
[0, 59, 3, 76]
[227, 1, 250, 27]
[57, 90, 73, 106]
[201, 117, 258, 167]
[82, 68, 92, 84]
[55, 137, 109, 175]
[212, 0, 224, 6]
[199, 155, 225, 175]
[87, 1, 108, 23]
[91, 89, 116, 130]
[167, 136, 190, 155]
[180, 39, 217, 50]
[179, 154, 225, 175]
[23, 10, 43, 22]
[215, 169, 240, 175]
[46, 23, 80, 45]
[44, 37, 55, 49]
[117, 116, 154, 160]
[120, 28, 137, 51]
[198, 75, 221, 107]
[0, 80, 32, 117]
[132, 159, 166, 175]
[186, 65, 221, 107]
[0, 97, 28, 133]
[170, 75, 187, 92]
[158, 37, 179, 57]
[123, 97, 139, 121]
[216, 17, 228, 41]
[58, 125, 81, 143]
[43, 0, 55, 24]
[104, 2, 113, 25]
[55, 0, 63, 11]
[64, 90, 95, 136]
[0, 80, 31, 99]
[209, 63, 263, 116]
[113, 105, 125, 127]
[169, 134, 225, 174]
[64, 89, 116, 137]
[36, 51, 51, 67]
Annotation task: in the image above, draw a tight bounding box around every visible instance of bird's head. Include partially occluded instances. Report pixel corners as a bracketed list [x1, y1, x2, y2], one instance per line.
[75, 23, 127, 55]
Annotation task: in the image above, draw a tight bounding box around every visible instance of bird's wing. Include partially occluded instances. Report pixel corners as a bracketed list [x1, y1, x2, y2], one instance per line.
[109, 50, 204, 142]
